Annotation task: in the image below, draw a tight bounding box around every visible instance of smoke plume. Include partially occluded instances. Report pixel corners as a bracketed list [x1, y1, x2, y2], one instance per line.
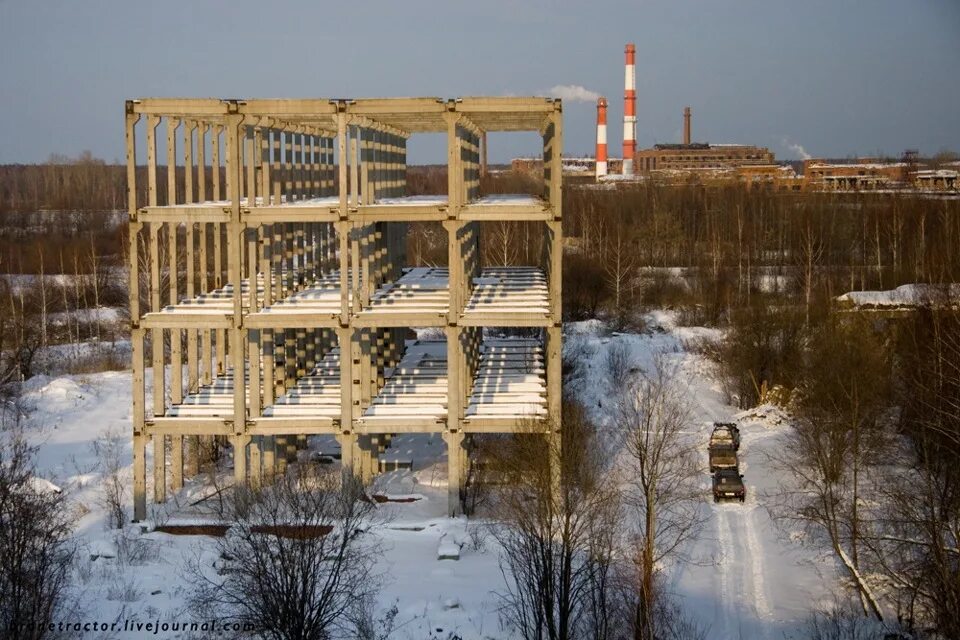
[781, 137, 812, 160]
[548, 84, 601, 103]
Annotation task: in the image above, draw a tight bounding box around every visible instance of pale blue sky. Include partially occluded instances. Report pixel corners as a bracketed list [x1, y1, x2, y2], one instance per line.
[1, 0, 958, 163]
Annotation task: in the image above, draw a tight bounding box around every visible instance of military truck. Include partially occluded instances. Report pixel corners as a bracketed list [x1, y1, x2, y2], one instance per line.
[712, 469, 746, 503]
[710, 422, 741, 451]
[708, 443, 738, 473]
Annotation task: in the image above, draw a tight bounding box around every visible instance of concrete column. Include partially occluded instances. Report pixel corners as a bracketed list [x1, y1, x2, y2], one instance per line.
[170, 436, 183, 491]
[480, 131, 488, 178]
[337, 325, 355, 474]
[185, 436, 199, 477]
[275, 437, 288, 474]
[549, 431, 562, 501]
[357, 435, 376, 483]
[153, 435, 166, 503]
[261, 436, 275, 482]
[443, 430, 466, 516]
[131, 323, 147, 520]
[249, 437, 262, 489]
[445, 326, 462, 425]
[232, 434, 250, 487]
[336, 432, 357, 473]
[133, 432, 146, 521]
[443, 221, 462, 324]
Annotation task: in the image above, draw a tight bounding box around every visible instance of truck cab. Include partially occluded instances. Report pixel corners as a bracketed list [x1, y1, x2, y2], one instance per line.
[712, 469, 745, 503]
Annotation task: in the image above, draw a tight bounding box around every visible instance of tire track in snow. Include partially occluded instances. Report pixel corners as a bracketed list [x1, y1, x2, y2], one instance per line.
[744, 505, 773, 633]
[723, 505, 768, 640]
[715, 506, 735, 636]
[727, 508, 752, 637]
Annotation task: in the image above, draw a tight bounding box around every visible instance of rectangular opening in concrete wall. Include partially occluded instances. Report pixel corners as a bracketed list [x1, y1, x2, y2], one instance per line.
[405, 221, 448, 266]
[127, 104, 339, 220]
[344, 99, 443, 219]
[349, 220, 449, 328]
[137, 220, 344, 330]
[404, 131, 449, 193]
[455, 98, 561, 219]
[456, 219, 560, 326]
[258, 326, 341, 427]
[463, 327, 549, 427]
[481, 130, 545, 194]
[358, 327, 449, 432]
[153, 325, 341, 429]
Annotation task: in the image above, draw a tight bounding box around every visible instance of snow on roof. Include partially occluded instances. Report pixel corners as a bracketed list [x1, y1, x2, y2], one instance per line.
[808, 161, 907, 170]
[914, 169, 959, 178]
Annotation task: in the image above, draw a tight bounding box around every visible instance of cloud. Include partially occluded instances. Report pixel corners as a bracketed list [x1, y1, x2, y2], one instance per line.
[781, 136, 812, 160]
[547, 84, 601, 103]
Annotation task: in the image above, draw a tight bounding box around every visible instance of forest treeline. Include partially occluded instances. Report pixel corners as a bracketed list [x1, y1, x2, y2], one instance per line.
[560, 181, 960, 325]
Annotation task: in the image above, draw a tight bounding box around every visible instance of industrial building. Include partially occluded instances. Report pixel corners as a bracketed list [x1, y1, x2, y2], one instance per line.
[634, 107, 775, 173]
[583, 42, 957, 193]
[802, 158, 959, 192]
[126, 97, 564, 521]
[589, 45, 777, 181]
[802, 159, 907, 190]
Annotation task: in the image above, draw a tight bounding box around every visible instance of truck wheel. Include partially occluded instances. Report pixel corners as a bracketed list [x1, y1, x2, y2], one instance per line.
[740, 496, 745, 503]
[713, 495, 719, 503]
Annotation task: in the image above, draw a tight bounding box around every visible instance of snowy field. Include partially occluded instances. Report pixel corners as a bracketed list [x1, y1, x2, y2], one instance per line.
[16, 311, 838, 639]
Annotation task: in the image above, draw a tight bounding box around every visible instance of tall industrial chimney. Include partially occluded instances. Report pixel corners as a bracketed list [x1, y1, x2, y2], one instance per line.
[595, 97, 608, 178]
[683, 106, 691, 145]
[622, 43, 636, 175]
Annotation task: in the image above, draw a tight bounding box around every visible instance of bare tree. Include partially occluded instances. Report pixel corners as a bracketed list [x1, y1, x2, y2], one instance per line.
[188, 466, 383, 640]
[91, 426, 128, 529]
[0, 424, 76, 640]
[36, 246, 49, 350]
[484, 220, 520, 267]
[57, 250, 73, 347]
[492, 402, 623, 640]
[87, 233, 102, 343]
[604, 340, 635, 390]
[603, 215, 637, 330]
[615, 354, 704, 640]
[797, 206, 825, 325]
[0, 276, 43, 385]
[767, 318, 891, 621]
[865, 309, 960, 637]
[804, 597, 885, 640]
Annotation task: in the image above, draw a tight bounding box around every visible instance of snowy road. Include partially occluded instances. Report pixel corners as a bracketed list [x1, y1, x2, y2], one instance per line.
[569, 313, 835, 639]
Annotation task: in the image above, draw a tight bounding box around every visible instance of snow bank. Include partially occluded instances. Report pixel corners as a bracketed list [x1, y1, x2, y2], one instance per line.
[838, 283, 960, 308]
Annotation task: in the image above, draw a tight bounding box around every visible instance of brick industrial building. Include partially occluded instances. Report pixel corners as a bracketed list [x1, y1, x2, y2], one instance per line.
[635, 107, 775, 172]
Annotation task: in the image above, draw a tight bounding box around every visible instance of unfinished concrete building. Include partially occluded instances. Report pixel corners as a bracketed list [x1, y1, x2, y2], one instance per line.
[126, 97, 563, 520]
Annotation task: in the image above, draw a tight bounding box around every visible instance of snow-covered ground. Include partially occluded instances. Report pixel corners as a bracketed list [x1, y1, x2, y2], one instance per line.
[837, 282, 960, 308]
[568, 311, 834, 639]
[15, 312, 837, 639]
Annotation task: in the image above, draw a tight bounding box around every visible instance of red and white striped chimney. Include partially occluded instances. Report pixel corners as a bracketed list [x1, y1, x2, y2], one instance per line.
[595, 97, 608, 178]
[622, 43, 637, 175]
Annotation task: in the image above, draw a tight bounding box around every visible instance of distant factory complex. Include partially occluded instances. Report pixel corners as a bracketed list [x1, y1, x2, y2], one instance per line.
[519, 43, 959, 193]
